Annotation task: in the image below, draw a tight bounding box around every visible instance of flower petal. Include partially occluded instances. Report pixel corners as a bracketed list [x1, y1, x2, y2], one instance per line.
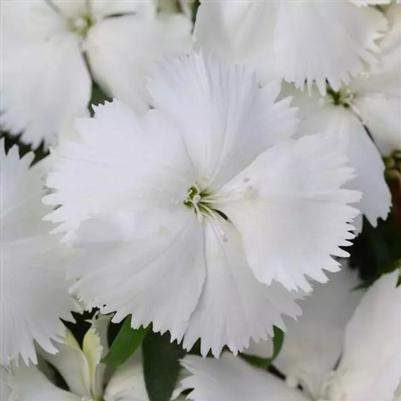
[274, 266, 363, 399]
[69, 210, 205, 343]
[1, 367, 10, 400]
[85, 11, 191, 113]
[273, 1, 387, 92]
[42, 320, 108, 400]
[194, 1, 280, 84]
[1, 1, 91, 148]
[194, 1, 387, 93]
[243, 339, 274, 359]
[1, 141, 78, 366]
[328, 271, 401, 401]
[182, 219, 301, 357]
[41, 330, 92, 398]
[148, 53, 298, 188]
[8, 364, 80, 401]
[378, 3, 401, 69]
[1, 237, 77, 367]
[44, 101, 196, 241]
[351, 67, 401, 156]
[44, 100, 205, 346]
[51, 0, 87, 18]
[350, 0, 392, 5]
[337, 110, 391, 226]
[218, 134, 360, 291]
[181, 353, 309, 401]
[355, 95, 401, 156]
[82, 325, 106, 400]
[394, 382, 401, 401]
[104, 353, 149, 401]
[289, 88, 391, 226]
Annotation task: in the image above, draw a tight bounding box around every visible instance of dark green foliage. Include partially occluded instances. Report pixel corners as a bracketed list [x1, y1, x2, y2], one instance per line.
[62, 310, 95, 346]
[143, 332, 185, 401]
[350, 152, 401, 284]
[350, 214, 401, 285]
[103, 316, 149, 369]
[90, 82, 111, 110]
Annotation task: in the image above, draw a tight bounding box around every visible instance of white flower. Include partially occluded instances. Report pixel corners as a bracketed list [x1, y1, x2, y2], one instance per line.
[1, 0, 192, 148]
[181, 269, 401, 401]
[194, 0, 387, 93]
[0, 139, 78, 366]
[280, 5, 401, 229]
[282, 15, 400, 227]
[44, 54, 360, 357]
[4, 317, 185, 401]
[271, 267, 362, 397]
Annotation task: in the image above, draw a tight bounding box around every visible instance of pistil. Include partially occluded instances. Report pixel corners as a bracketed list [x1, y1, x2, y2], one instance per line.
[69, 13, 94, 38]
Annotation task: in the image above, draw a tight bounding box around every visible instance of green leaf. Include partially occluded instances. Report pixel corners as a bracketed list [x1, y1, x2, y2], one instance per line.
[90, 82, 111, 110]
[241, 353, 272, 369]
[270, 326, 285, 361]
[102, 316, 149, 369]
[143, 332, 185, 401]
[242, 326, 285, 369]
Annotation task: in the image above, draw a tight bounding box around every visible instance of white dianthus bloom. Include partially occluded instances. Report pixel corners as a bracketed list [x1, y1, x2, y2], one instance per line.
[181, 269, 401, 401]
[4, 317, 185, 401]
[0, 0, 192, 148]
[0, 139, 77, 366]
[44, 54, 360, 356]
[280, 4, 401, 232]
[194, 0, 387, 93]
[282, 3, 401, 229]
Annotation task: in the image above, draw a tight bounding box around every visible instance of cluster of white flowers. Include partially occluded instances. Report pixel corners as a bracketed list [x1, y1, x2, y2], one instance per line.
[1, 1, 400, 401]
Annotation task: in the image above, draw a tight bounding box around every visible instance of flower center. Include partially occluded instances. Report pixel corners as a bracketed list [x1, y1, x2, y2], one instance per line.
[183, 184, 230, 241]
[69, 13, 94, 38]
[183, 185, 216, 216]
[327, 86, 355, 108]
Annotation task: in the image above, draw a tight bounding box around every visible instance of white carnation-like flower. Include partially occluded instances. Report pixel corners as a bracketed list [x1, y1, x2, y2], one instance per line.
[282, 11, 400, 228]
[181, 269, 401, 401]
[194, 0, 387, 93]
[280, 5, 400, 230]
[0, 139, 77, 366]
[44, 54, 360, 356]
[4, 317, 185, 401]
[1, 0, 192, 148]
